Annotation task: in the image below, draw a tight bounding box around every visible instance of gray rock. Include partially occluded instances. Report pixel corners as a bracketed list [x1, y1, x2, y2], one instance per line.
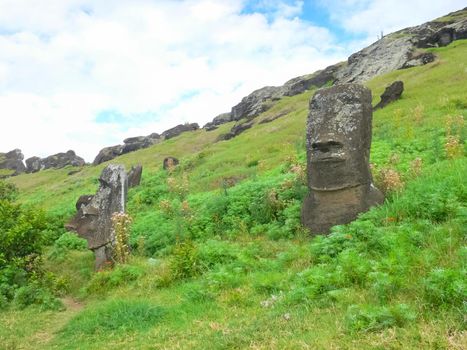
[283, 64, 342, 96]
[335, 36, 415, 84]
[38, 150, 85, 170]
[25, 156, 42, 173]
[374, 81, 404, 110]
[203, 112, 232, 131]
[217, 120, 254, 141]
[335, 8, 467, 84]
[0, 149, 26, 177]
[401, 52, 436, 69]
[65, 164, 128, 270]
[127, 165, 143, 188]
[162, 123, 199, 140]
[301, 84, 384, 234]
[163, 157, 179, 170]
[93, 145, 123, 165]
[231, 86, 285, 122]
[121, 136, 152, 154]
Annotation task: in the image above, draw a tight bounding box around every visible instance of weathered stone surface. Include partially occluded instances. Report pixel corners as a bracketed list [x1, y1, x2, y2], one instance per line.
[93, 145, 123, 165]
[203, 112, 232, 131]
[0, 149, 26, 177]
[231, 86, 285, 122]
[162, 123, 199, 140]
[75, 194, 94, 211]
[283, 64, 342, 96]
[163, 157, 179, 170]
[26, 151, 85, 173]
[122, 137, 151, 154]
[127, 165, 143, 188]
[335, 36, 414, 84]
[25, 156, 41, 173]
[40, 150, 85, 170]
[401, 52, 436, 69]
[302, 84, 384, 234]
[217, 120, 254, 141]
[65, 164, 128, 269]
[374, 81, 404, 110]
[335, 8, 467, 84]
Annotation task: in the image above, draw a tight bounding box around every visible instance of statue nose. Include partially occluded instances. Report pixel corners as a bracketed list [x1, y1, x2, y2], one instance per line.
[311, 141, 343, 153]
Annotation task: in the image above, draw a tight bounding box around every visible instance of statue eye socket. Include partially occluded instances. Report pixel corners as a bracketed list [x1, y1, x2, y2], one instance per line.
[311, 141, 343, 152]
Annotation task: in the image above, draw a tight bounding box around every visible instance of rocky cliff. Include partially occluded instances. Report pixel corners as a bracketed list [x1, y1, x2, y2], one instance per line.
[204, 8, 467, 138]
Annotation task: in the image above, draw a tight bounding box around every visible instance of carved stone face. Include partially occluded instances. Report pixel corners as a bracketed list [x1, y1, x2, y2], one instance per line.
[307, 84, 373, 190]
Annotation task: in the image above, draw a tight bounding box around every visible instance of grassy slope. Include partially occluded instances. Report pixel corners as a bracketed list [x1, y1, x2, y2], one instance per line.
[1, 41, 466, 349]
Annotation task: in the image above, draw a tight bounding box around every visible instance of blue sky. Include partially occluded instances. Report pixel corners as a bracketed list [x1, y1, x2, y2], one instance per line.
[0, 0, 465, 161]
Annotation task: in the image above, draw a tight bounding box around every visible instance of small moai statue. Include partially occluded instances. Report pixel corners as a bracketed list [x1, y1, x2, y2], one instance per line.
[65, 164, 128, 269]
[301, 83, 384, 234]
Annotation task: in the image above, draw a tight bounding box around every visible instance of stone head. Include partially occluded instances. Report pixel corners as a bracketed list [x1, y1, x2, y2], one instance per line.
[307, 84, 373, 190]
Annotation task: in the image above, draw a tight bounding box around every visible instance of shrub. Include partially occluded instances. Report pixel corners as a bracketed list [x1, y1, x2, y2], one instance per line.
[60, 299, 165, 336]
[424, 268, 466, 307]
[170, 240, 202, 280]
[13, 282, 63, 311]
[345, 303, 416, 333]
[84, 265, 144, 295]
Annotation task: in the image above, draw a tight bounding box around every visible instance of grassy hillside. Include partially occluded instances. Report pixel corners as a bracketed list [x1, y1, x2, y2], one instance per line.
[1, 40, 466, 349]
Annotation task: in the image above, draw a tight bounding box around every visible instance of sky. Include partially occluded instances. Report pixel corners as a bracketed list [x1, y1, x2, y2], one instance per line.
[0, 0, 465, 162]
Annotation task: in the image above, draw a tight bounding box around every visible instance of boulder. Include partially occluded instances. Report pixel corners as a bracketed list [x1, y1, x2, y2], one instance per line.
[283, 64, 341, 96]
[39, 150, 85, 170]
[25, 156, 42, 173]
[0, 149, 26, 177]
[93, 145, 123, 165]
[401, 52, 436, 69]
[301, 84, 384, 234]
[203, 112, 232, 131]
[163, 157, 179, 170]
[121, 136, 152, 154]
[374, 81, 404, 110]
[65, 164, 128, 270]
[162, 123, 199, 140]
[231, 86, 285, 122]
[217, 120, 254, 141]
[127, 165, 143, 188]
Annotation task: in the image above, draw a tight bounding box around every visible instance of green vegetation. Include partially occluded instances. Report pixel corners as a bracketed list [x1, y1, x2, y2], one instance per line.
[0, 40, 466, 349]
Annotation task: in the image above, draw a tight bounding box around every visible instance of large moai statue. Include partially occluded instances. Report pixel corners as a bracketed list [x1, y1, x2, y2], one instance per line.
[301, 84, 384, 234]
[65, 164, 128, 269]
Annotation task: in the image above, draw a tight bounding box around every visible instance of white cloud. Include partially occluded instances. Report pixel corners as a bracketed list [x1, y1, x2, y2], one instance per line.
[0, 0, 463, 162]
[0, 0, 346, 162]
[320, 0, 466, 37]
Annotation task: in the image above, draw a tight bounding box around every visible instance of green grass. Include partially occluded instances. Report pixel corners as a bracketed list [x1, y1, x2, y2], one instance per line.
[1, 40, 466, 349]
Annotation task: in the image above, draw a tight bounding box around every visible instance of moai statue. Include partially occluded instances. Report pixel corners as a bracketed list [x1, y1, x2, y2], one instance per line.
[127, 164, 143, 188]
[301, 84, 384, 234]
[65, 164, 128, 269]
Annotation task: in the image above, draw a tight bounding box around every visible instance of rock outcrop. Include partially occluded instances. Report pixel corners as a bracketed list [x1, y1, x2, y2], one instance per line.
[374, 81, 404, 110]
[93, 134, 162, 165]
[203, 113, 232, 131]
[25, 151, 85, 173]
[301, 84, 384, 234]
[335, 8, 467, 84]
[65, 164, 128, 270]
[25, 156, 41, 173]
[93, 145, 123, 165]
[0, 149, 26, 177]
[161, 123, 200, 140]
[217, 120, 254, 141]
